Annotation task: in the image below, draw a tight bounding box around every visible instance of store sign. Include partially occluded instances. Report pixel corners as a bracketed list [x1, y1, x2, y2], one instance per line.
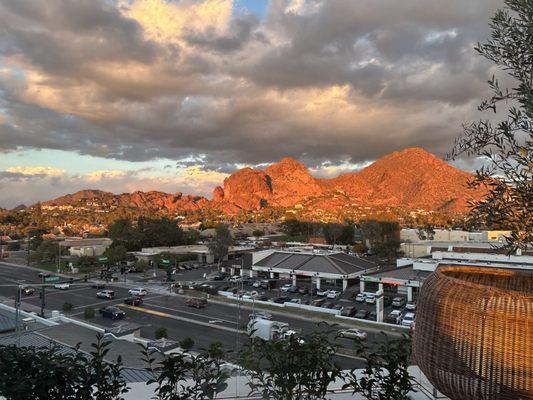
[381, 279, 403, 286]
[160, 259, 171, 265]
[364, 276, 381, 283]
[98, 257, 108, 262]
[44, 276, 60, 283]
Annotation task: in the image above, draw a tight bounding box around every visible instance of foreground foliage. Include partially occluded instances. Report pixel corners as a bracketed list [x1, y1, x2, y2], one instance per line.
[450, 0, 533, 250]
[0, 333, 128, 400]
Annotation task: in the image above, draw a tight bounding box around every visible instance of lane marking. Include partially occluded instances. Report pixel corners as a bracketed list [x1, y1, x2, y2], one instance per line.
[143, 301, 238, 326]
[120, 304, 244, 334]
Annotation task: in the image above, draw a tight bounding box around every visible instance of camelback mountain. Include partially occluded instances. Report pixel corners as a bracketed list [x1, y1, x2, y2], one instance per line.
[42, 148, 486, 215]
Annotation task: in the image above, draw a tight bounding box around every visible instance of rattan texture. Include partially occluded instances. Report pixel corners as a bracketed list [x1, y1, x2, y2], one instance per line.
[413, 265, 532, 400]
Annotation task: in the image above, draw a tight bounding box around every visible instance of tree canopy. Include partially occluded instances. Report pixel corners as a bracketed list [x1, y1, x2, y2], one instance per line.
[450, 0, 533, 250]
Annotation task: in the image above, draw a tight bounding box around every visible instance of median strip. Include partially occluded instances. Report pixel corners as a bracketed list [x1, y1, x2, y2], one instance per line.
[120, 304, 245, 335]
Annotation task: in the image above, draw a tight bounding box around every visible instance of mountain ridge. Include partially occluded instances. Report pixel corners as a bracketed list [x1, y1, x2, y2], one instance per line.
[40, 147, 486, 216]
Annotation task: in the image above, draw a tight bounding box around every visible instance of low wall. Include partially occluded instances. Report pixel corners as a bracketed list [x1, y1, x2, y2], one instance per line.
[335, 314, 410, 331]
[0, 303, 58, 327]
[285, 302, 341, 315]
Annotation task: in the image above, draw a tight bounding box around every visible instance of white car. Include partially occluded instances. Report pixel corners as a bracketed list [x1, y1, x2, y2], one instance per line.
[326, 290, 340, 299]
[401, 312, 416, 327]
[365, 294, 376, 304]
[96, 290, 115, 299]
[280, 284, 292, 293]
[128, 287, 148, 296]
[290, 298, 302, 304]
[252, 281, 262, 288]
[405, 302, 416, 311]
[316, 288, 329, 297]
[229, 275, 242, 283]
[54, 283, 70, 290]
[387, 309, 403, 324]
[355, 293, 366, 302]
[339, 328, 367, 341]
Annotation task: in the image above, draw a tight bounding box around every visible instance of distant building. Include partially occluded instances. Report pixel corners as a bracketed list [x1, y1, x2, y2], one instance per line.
[60, 238, 113, 257]
[137, 244, 254, 264]
[229, 250, 378, 291]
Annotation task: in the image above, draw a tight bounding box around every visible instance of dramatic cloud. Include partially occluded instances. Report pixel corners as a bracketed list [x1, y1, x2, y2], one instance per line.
[0, 0, 504, 187]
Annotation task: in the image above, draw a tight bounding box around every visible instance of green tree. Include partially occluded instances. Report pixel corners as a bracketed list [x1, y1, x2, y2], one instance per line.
[240, 326, 342, 400]
[30, 240, 59, 263]
[0, 334, 128, 400]
[141, 343, 229, 400]
[449, 0, 532, 251]
[107, 219, 143, 251]
[155, 327, 168, 340]
[252, 229, 265, 237]
[84, 307, 95, 320]
[104, 245, 128, 264]
[343, 335, 414, 400]
[138, 217, 184, 248]
[208, 224, 233, 262]
[62, 302, 74, 315]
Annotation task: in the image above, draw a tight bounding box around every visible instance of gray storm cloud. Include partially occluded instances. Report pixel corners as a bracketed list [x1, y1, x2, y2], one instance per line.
[0, 0, 504, 169]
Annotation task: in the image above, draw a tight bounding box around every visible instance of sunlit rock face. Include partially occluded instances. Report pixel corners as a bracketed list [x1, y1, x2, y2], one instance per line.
[413, 265, 533, 400]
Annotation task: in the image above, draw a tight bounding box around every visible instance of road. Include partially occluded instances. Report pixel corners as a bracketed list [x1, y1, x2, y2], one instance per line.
[0, 261, 397, 369]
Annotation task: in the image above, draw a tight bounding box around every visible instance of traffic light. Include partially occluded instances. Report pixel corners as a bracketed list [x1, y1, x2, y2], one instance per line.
[84, 275, 88, 282]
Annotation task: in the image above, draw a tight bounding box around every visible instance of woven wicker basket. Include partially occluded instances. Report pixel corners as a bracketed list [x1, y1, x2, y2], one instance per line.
[413, 265, 532, 400]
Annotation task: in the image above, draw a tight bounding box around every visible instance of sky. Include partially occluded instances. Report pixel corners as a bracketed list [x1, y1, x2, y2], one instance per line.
[0, 0, 504, 208]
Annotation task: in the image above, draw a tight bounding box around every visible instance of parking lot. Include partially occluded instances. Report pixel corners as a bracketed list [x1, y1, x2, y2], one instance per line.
[189, 273, 416, 328]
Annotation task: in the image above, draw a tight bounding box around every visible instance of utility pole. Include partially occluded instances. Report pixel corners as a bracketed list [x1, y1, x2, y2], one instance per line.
[15, 285, 21, 345]
[40, 276, 46, 317]
[26, 232, 30, 266]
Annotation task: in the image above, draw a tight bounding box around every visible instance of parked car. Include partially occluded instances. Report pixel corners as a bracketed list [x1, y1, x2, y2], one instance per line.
[290, 298, 302, 304]
[355, 293, 366, 302]
[256, 294, 269, 301]
[271, 296, 289, 304]
[243, 279, 254, 286]
[128, 287, 148, 296]
[311, 298, 326, 307]
[96, 290, 115, 299]
[392, 297, 407, 308]
[54, 283, 70, 290]
[401, 312, 416, 327]
[252, 281, 262, 288]
[21, 286, 35, 296]
[341, 306, 356, 317]
[332, 304, 344, 311]
[354, 309, 370, 319]
[298, 287, 309, 295]
[326, 290, 340, 299]
[339, 328, 367, 341]
[229, 275, 242, 283]
[405, 302, 417, 311]
[212, 273, 225, 281]
[322, 302, 335, 309]
[316, 288, 329, 297]
[99, 306, 125, 320]
[280, 284, 292, 293]
[186, 297, 208, 308]
[368, 311, 377, 321]
[38, 272, 50, 278]
[365, 294, 376, 304]
[288, 286, 299, 294]
[385, 309, 403, 324]
[383, 296, 393, 306]
[124, 296, 143, 306]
